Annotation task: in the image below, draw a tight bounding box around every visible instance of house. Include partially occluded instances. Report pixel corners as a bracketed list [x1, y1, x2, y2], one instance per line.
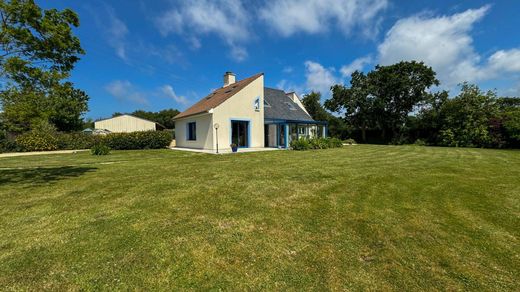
[94, 114, 165, 133]
[173, 72, 327, 151]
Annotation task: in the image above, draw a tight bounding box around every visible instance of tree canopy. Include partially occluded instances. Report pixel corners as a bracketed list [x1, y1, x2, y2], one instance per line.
[326, 61, 438, 142]
[301, 91, 349, 139]
[0, 0, 87, 132]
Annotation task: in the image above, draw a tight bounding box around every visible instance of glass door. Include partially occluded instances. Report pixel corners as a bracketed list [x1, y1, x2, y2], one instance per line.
[231, 120, 249, 147]
[278, 124, 286, 148]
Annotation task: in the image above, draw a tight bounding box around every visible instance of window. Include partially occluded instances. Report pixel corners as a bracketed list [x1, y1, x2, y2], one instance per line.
[298, 126, 305, 135]
[254, 97, 260, 111]
[187, 122, 196, 141]
[285, 101, 296, 110]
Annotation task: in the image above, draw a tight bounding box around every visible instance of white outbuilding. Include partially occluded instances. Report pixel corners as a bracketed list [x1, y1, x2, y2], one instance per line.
[94, 114, 164, 133]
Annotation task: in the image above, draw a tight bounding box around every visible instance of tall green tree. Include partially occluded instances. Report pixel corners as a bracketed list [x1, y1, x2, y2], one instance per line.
[367, 61, 439, 139]
[301, 91, 330, 121]
[326, 61, 439, 142]
[325, 71, 376, 142]
[302, 91, 348, 139]
[0, 0, 87, 132]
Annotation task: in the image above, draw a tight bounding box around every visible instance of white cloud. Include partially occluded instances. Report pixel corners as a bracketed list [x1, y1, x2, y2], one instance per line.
[106, 8, 129, 60]
[376, 5, 520, 88]
[260, 0, 388, 38]
[276, 79, 303, 94]
[160, 85, 189, 105]
[340, 56, 372, 77]
[282, 66, 294, 74]
[230, 45, 248, 62]
[105, 80, 149, 105]
[304, 61, 340, 96]
[156, 0, 250, 61]
[277, 61, 342, 97]
[487, 49, 520, 75]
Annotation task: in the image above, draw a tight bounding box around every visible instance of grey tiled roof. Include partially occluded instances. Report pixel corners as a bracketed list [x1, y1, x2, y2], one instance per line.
[264, 87, 314, 121]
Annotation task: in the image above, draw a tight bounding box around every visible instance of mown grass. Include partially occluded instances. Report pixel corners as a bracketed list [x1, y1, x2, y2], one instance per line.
[0, 145, 519, 290]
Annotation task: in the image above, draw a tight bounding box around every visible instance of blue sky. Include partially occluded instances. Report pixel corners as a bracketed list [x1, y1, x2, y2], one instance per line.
[38, 0, 520, 119]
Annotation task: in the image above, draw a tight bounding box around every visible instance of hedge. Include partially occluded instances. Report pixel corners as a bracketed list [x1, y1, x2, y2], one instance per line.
[103, 131, 172, 150]
[2, 130, 173, 152]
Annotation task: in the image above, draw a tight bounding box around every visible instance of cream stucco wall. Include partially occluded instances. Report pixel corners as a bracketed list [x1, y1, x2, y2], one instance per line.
[174, 113, 214, 149]
[94, 115, 156, 133]
[212, 75, 265, 150]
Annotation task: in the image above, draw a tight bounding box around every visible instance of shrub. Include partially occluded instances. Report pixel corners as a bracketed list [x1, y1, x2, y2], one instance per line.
[290, 138, 311, 150]
[290, 137, 343, 151]
[310, 138, 330, 149]
[0, 138, 20, 153]
[343, 138, 356, 145]
[390, 135, 410, 145]
[15, 121, 59, 151]
[414, 139, 427, 146]
[328, 137, 343, 148]
[91, 144, 111, 155]
[103, 131, 172, 150]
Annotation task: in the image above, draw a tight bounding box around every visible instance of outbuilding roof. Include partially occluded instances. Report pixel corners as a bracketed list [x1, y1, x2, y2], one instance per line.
[95, 114, 166, 129]
[174, 73, 264, 120]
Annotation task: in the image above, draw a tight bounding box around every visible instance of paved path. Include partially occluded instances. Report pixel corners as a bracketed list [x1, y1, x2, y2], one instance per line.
[170, 147, 281, 155]
[0, 149, 88, 158]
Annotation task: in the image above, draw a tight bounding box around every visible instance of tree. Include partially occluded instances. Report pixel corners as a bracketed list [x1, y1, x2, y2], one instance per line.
[302, 91, 349, 139]
[325, 61, 439, 142]
[302, 91, 330, 121]
[325, 71, 376, 142]
[0, 0, 87, 132]
[497, 97, 520, 147]
[367, 61, 439, 140]
[422, 83, 499, 147]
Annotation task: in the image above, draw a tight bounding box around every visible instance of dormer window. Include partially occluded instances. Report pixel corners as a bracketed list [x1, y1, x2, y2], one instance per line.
[285, 101, 296, 110]
[254, 97, 260, 111]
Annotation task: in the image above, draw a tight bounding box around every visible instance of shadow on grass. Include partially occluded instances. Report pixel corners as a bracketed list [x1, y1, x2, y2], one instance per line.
[0, 166, 97, 186]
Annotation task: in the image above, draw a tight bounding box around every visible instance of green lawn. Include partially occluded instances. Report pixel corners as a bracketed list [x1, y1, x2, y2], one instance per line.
[0, 145, 519, 290]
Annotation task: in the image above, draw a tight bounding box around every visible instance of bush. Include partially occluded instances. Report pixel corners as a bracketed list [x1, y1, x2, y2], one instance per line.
[309, 138, 328, 149]
[343, 138, 356, 145]
[103, 131, 172, 150]
[16, 132, 58, 151]
[15, 121, 59, 151]
[328, 137, 343, 148]
[0, 138, 20, 153]
[91, 144, 111, 155]
[290, 137, 343, 151]
[414, 139, 427, 146]
[290, 138, 311, 150]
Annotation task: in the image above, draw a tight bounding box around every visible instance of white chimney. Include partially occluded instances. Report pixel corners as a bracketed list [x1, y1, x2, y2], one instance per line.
[223, 71, 236, 87]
